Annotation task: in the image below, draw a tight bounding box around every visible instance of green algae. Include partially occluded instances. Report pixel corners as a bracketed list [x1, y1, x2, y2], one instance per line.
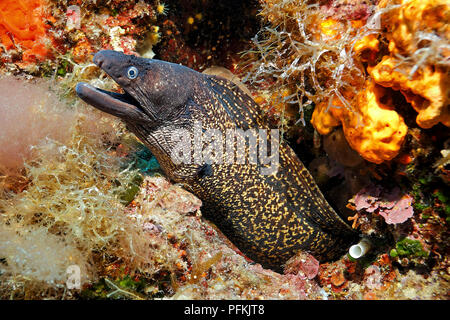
[117, 173, 144, 205]
[410, 170, 450, 223]
[81, 269, 169, 300]
[81, 275, 147, 300]
[390, 238, 429, 258]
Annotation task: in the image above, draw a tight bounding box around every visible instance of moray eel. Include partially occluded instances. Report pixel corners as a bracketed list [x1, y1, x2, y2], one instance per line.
[76, 50, 356, 270]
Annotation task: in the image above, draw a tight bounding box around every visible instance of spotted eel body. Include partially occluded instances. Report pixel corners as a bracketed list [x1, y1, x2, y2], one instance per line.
[76, 50, 356, 270]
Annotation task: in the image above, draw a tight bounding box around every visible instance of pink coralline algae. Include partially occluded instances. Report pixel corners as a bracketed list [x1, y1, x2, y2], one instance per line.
[378, 195, 414, 225]
[352, 185, 414, 224]
[320, 0, 373, 21]
[284, 251, 320, 280]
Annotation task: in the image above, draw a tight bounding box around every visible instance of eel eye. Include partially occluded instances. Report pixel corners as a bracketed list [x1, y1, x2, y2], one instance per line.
[127, 66, 139, 79]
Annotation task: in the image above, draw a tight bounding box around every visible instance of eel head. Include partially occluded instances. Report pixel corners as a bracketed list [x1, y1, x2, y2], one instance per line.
[76, 50, 196, 126]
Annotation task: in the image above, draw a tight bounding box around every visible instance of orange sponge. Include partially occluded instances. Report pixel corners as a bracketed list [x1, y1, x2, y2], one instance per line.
[0, 0, 50, 62]
[368, 0, 450, 129]
[311, 80, 408, 164]
[369, 56, 450, 129]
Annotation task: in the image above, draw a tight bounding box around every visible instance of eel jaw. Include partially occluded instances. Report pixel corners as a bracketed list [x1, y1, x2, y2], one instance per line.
[76, 82, 151, 123]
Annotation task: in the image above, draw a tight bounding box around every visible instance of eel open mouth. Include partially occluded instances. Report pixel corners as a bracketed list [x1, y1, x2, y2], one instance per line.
[76, 82, 150, 123]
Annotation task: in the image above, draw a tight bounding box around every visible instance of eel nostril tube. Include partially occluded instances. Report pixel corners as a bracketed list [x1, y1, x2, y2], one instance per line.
[349, 238, 371, 259]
